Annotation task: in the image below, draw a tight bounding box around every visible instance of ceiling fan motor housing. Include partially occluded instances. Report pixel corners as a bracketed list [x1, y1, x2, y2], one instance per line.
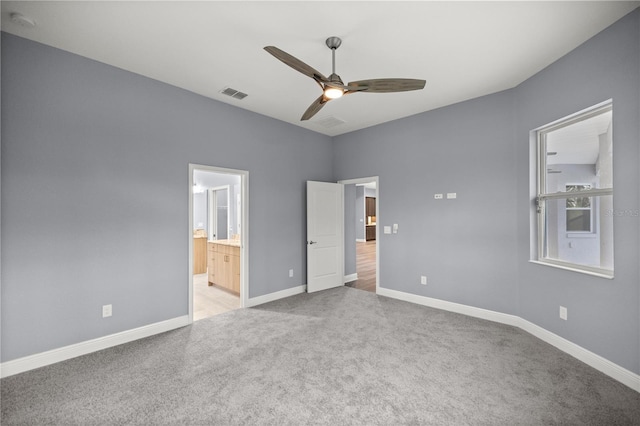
[328, 73, 344, 85]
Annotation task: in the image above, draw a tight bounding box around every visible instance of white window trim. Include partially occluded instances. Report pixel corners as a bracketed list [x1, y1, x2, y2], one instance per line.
[529, 260, 614, 280]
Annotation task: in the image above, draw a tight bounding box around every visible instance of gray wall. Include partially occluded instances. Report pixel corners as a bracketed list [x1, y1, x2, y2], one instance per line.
[334, 90, 519, 315]
[335, 8, 639, 374]
[1, 33, 333, 362]
[515, 9, 639, 374]
[344, 184, 356, 276]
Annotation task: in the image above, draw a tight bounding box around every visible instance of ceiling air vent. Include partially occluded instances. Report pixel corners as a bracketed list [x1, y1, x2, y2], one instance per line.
[220, 87, 248, 100]
[316, 116, 346, 128]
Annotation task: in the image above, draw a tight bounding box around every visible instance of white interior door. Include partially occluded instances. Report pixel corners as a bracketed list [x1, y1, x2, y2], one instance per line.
[307, 181, 344, 293]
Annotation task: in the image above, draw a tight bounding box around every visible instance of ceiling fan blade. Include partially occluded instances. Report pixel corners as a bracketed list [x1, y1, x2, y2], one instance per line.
[301, 95, 329, 121]
[264, 46, 328, 83]
[347, 78, 426, 93]
[323, 81, 368, 92]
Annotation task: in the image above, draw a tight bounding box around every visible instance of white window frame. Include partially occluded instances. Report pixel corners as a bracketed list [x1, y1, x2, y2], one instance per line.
[533, 101, 613, 279]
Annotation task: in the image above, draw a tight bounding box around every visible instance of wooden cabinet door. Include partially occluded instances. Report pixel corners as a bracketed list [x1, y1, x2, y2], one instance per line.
[193, 238, 207, 274]
[230, 254, 240, 294]
[207, 243, 217, 285]
[366, 197, 376, 217]
[207, 244, 240, 294]
[366, 225, 376, 241]
[215, 252, 227, 287]
[230, 247, 240, 293]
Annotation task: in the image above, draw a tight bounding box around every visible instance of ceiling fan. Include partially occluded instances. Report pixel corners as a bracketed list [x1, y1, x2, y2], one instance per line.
[264, 37, 426, 121]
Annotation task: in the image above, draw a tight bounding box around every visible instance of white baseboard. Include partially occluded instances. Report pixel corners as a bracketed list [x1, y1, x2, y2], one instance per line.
[377, 287, 640, 393]
[0, 315, 190, 379]
[356, 239, 366, 243]
[344, 273, 358, 283]
[2, 285, 305, 378]
[377, 287, 521, 327]
[518, 318, 640, 392]
[245, 284, 307, 308]
[5, 287, 638, 393]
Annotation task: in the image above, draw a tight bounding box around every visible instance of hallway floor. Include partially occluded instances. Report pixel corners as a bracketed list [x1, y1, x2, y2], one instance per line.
[346, 240, 376, 293]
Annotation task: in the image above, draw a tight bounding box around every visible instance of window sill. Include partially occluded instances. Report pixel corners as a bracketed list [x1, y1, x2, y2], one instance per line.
[529, 260, 614, 279]
[566, 233, 596, 239]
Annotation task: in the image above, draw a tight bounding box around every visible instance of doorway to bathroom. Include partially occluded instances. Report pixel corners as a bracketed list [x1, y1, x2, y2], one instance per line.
[189, 164, 248, 321]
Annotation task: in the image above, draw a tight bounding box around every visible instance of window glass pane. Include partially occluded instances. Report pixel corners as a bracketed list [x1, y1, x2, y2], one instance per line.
[566, 197, 591, 208]
[566, 210, 591, 232]
[543, 195, 613, 271]
[544, 111, 612, 194]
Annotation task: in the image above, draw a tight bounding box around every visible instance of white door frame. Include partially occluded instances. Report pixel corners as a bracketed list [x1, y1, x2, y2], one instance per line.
[188, 163, 249, 322]
[338, 176, 380, 294]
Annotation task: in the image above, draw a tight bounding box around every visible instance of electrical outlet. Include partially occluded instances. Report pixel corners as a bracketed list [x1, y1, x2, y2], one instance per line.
[289, 269, 294, 278]
[559, 306, 567, 321]
[421, 276, 427, 285]
[434, 194, 443, 199]
[102, 304, 112, 318]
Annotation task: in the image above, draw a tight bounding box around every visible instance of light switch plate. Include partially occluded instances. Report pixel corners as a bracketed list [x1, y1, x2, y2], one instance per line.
[447, 193, 457, 199]
[384, 226, 391, 234]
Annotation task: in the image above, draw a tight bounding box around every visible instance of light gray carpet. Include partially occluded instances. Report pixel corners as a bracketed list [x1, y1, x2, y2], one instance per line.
[2, 287, 639, 425]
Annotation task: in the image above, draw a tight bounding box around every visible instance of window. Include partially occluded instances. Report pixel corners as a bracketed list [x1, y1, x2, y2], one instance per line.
[533, 101, 613, 278]
[565, 184, 592, 232]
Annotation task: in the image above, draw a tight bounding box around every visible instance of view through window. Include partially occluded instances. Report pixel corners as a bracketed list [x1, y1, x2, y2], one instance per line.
[534, 102, 613, 277]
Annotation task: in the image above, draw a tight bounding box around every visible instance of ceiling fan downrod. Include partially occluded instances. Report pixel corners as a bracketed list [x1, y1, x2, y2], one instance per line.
[326, 36, 342, 76]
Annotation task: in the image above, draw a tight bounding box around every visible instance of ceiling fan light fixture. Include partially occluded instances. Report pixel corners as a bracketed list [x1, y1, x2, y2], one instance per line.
[324, 87, 343, 99]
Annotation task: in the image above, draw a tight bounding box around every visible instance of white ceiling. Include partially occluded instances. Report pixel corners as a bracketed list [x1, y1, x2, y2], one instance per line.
[2, 1, 638, 136]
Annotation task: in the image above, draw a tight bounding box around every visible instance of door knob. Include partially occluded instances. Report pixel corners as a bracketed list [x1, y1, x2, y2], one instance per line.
[308, 241, 317, 245]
